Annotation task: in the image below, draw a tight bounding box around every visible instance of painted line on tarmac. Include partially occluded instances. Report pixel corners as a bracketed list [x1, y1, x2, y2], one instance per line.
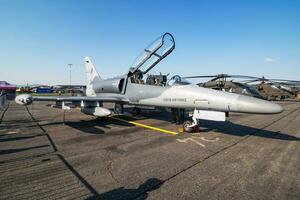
[177, 138, 205, 147]
[110, 116, 178, 135]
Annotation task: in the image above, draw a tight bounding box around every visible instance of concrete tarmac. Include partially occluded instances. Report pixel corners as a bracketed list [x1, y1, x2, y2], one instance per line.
[0, 101, 299, 200]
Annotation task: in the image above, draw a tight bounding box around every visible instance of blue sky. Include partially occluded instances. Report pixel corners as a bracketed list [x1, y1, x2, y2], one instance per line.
[1, 0, 299, 85]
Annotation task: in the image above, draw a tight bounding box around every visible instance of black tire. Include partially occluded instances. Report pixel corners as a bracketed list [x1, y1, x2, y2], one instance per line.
[136, 107, 142, 115]
[183, 121, 193, 133]
[132, 108, 138, 116]
[225, 111, 229, 117]
[132, 107, 141, 116]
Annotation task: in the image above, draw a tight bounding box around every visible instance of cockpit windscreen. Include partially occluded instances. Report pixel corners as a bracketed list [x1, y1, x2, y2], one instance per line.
[168, 75, 191, 86]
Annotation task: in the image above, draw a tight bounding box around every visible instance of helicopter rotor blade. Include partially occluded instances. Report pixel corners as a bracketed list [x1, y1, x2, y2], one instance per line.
[268, 79, 300, 83]
[183, 75, 220, 79]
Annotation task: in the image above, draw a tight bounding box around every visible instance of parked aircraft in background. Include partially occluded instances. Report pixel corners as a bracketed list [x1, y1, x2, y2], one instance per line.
[183, 74, 265, 99]
[184, 74, 300, 101]
[240, 76, 300, 100]
[15, 33, 283, 132]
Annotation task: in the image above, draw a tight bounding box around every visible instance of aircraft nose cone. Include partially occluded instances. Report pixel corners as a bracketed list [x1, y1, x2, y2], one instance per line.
[237, 95, 283, 114]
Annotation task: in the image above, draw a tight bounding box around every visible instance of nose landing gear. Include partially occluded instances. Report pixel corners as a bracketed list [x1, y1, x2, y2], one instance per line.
[182, 109, 201, 133]
[182, 109, 226, 133]
[183, 117, 200, 133]
[183, 121, 194, 133]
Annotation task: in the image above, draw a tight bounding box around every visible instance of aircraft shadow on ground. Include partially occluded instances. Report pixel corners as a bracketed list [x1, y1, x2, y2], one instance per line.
[67, 119, 111, 133]
[63, 110, 174, 135]
[40, 117, 136, 135]
[38, 108, 299, 141]
[137, 109, 174, 123]
[86, 177, 163, 200]
[199, 120, 300, 141]
[39, 108, 170, 135]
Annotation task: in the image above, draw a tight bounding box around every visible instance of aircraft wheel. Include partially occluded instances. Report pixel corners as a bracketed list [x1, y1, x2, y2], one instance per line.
[96, 117, 105, 121]
[183, 121, 193, 133]
[225, 111, 229, 117]
[132, 107, 141, 116]
[114, 103, 124, 114]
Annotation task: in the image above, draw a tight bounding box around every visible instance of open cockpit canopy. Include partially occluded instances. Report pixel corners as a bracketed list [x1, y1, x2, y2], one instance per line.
[129, 33, 175, 76]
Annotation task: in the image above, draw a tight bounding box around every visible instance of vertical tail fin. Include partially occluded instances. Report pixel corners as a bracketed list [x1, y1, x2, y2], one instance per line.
[84, 57, 101, 97]
[85, 56, 101, 85]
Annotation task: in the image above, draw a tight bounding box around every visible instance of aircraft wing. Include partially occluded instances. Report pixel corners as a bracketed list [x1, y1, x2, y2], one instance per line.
[32, 96, 129, 103]
[15, 94, 130, 106]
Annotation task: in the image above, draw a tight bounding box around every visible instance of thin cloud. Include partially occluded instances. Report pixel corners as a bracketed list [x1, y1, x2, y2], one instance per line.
[264, 57, 275, 63]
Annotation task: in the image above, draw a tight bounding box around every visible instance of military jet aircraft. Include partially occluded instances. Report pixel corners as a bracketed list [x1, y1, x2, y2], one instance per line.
[15, 33, 283, 132]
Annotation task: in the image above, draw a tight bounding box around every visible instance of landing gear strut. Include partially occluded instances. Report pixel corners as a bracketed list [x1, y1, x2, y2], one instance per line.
[114, 103, 124, 114]
[182, 109, 200, 133]
[183, 121, 194, 133]
[62, 101, 70, 125]
[182, 109, 226, 132]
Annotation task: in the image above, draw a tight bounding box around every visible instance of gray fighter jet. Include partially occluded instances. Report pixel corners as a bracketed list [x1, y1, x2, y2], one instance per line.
[15, 33, 283, 132]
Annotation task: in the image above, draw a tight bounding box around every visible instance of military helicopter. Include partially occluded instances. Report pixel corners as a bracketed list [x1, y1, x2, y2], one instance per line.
[276, 81, 300, 99]
[240, 76, 300, 100]
[184, 74, 300, 101]
[183, 74, 266, 99]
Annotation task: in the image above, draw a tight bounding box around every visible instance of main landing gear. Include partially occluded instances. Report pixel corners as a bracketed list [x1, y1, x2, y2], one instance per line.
[114, 103, 142, 116]
[131, 107, 142, 116]
[114, 103, 124, 114]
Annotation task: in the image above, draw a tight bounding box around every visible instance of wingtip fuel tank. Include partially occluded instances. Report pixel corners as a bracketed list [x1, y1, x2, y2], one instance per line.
[15, 94, 33, 105]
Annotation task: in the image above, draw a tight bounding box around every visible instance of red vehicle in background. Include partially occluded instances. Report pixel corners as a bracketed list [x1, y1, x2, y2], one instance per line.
[0, 81, 16, 100]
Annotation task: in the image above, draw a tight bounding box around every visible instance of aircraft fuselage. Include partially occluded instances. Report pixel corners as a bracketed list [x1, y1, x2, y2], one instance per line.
[92, 80, 283, 114]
